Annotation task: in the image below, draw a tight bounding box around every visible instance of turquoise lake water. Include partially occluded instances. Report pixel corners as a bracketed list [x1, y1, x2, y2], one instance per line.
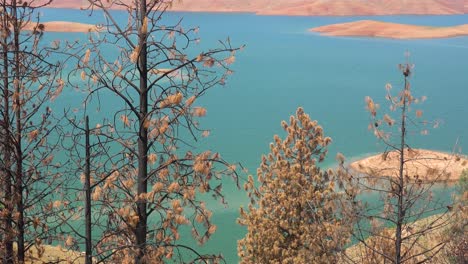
[40, 8, 468, 262]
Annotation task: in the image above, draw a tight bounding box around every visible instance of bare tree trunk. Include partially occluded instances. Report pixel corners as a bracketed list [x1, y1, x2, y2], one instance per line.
[395, 74, 409, 264]
[14, 62, 25, 264]
[11, 1, 25, 262]
[135, 0, 149, 262]
[1, 16, 13, 263]
[85, 116, 92, 264]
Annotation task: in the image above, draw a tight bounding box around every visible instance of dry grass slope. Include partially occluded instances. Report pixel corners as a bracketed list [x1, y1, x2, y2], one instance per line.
[344, 213, 463, 264]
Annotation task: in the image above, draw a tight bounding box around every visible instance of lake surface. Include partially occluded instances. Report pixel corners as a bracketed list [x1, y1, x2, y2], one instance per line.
[40, 8, 468, 262]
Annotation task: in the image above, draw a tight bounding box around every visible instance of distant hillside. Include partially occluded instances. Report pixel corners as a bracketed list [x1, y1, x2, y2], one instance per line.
[46, 0, 468, 16]
[46, 0, 82, 9]
[44, 0, 268, 12]
[257, 0, 467, 16]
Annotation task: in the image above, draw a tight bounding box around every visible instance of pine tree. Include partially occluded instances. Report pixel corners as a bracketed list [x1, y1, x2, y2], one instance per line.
[238, 107, 353, 264]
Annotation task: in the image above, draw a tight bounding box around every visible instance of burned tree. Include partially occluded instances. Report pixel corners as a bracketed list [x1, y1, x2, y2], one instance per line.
[65, 0, 242, 262]
[339, 57, 461, 264]
[0, 0, 69, 263]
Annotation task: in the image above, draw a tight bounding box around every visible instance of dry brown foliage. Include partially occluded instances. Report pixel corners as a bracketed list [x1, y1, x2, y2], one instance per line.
[238, 107, 353, 264]
[61, 1, 242, 263]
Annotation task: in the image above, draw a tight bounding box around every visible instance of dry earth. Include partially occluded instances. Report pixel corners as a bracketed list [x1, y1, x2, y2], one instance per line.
[349, 149, 468, 182]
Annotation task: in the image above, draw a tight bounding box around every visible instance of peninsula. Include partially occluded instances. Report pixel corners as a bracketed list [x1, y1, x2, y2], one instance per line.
[350, 149, 468, 182]
[24, 21, 99, 33]
[311, 20, 468, 39]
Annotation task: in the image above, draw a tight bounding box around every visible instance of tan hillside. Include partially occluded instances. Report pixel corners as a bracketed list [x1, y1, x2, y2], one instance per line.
[45, 0, 468, 16]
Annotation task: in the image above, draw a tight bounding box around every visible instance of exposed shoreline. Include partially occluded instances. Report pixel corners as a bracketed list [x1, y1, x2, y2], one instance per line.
[310, 20, 468, 39]
[349, 149, 468, 182]
[24, 21, 100, 33]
